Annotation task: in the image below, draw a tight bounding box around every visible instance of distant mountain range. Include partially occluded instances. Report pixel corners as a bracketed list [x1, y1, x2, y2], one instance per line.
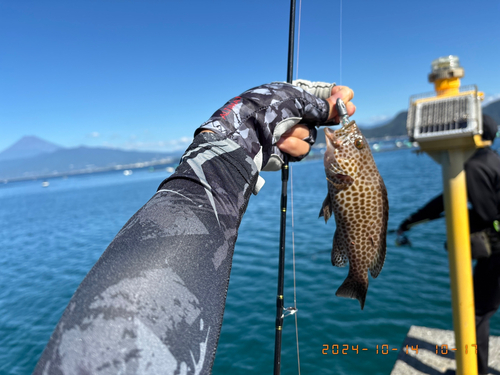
[2, 99, 499, 181]
[484, 98, 500, 122]
[0, 136, 62, 162]
[316, 98, 500, 144]
[0, 137, 181, 181]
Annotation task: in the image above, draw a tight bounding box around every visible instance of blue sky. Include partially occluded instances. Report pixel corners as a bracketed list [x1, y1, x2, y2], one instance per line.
[1, 0, 499, 153]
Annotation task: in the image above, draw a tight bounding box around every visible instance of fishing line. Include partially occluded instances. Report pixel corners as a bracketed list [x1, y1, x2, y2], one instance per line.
[291, 2, 342, 372]
[291, 0, 302, 374]
[291, 2, 344, 371]
[279, 0, 343, 372]
[339, 0, 342, 85]
[295, 0, 302, 81]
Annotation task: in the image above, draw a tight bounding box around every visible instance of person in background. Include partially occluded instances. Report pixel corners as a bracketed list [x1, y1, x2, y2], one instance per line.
[34, 80, 355, 374]
[397, 114, 500, 375]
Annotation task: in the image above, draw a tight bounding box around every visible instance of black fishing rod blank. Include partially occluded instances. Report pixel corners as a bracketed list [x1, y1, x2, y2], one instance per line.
[273, 0, 296, 374]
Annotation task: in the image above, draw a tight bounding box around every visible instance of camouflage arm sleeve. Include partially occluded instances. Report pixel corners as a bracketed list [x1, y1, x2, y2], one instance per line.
[34, 133, 258, 374]
[34, 82, 330, 374]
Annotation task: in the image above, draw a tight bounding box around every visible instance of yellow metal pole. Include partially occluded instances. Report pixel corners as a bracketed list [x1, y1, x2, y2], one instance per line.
[440, 149, 478, 375]
[415, 56, 482, 374]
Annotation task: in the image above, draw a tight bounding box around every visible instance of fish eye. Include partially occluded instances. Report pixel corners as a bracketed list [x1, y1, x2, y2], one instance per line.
[354, 138, 364, 149]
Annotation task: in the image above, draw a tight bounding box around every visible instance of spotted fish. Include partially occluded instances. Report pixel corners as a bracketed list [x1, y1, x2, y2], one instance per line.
[320, 121, 389, 310]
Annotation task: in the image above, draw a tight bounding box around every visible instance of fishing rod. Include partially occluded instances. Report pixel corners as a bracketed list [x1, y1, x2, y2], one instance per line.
[273, 0, 296, 374]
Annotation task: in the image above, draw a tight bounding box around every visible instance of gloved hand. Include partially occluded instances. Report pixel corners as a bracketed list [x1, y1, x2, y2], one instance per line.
[276, 124, 317, 157]
[196, 81, 355, 172]
[397, 217, 413, 235]
[277, 85, 356, 157]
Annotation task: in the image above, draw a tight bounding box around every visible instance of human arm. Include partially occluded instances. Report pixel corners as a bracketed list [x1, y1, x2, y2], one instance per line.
[397, 194, 445, 234]
[34, 132, 257, 375]
[34, 81, 351, 374]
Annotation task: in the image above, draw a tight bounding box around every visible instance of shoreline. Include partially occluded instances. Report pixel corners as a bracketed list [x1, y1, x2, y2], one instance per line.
[1, 136, 417, 185]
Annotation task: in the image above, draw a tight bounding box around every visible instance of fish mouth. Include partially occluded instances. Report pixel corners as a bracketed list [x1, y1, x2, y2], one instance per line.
[336, 121, 358, 144]
[324, 124, 361, 181]
[324, 121, 358, 148]
[339, 120, 356, 133]
[324, 127, 340, 148]
[324, 128, 352, 177]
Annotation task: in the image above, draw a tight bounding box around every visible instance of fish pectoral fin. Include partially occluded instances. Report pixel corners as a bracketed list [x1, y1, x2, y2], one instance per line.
[328, 180, 346, 191]
[326, 176, 353, 191]
[319, 192, 334, 223]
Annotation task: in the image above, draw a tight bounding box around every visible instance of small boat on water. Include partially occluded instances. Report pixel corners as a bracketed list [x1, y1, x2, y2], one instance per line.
[42, 181, 50, 187]
[123, 170, 133, 176]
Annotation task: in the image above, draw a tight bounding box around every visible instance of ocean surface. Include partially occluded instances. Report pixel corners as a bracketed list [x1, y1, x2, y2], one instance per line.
[1, 145, 500, 375]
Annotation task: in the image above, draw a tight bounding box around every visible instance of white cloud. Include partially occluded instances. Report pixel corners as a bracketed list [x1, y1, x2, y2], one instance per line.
[358, 114, 392, 128]
[101, 141, 117, 149]
[88, 131, 100, 138]
[483, 93, 500, 107]
[110, 136, 194, 152]
[368, 115, 391, 123]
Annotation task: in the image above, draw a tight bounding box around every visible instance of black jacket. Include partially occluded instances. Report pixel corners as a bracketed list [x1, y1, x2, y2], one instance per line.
[400, 147, 500, 233]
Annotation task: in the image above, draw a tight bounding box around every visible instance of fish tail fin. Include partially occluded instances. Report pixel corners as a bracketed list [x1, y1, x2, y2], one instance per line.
[335, 275, 368, 310]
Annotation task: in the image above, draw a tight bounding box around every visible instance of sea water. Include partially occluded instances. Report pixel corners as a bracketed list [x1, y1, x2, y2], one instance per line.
[1, 147, 499, 375]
